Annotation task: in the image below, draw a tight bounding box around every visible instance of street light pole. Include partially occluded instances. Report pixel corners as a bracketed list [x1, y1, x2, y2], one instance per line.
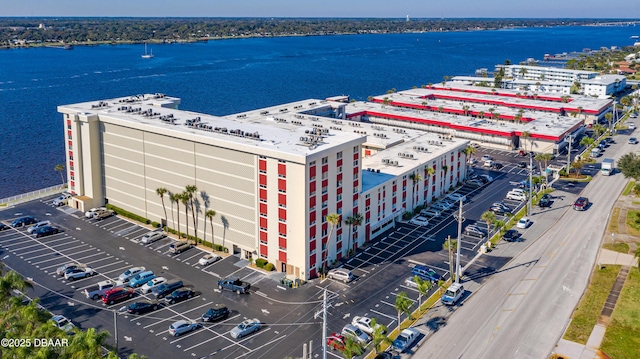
[528, 152, 533, 216]
[566, 134, 572, 173]
[113, 310, 118, 358]
[456, 199, 463, 284]
[322, 289, 327, 359]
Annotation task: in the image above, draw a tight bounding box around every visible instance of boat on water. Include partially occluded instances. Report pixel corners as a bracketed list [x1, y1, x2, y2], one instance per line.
[141, 43, 154, 58]
[63, 45, 73, 50]
[631, 35, 639, 39]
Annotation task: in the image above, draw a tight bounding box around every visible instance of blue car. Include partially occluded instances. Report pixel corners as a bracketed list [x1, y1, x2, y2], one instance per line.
[128, 271, 156, 288]
[411, 265, 443, 283]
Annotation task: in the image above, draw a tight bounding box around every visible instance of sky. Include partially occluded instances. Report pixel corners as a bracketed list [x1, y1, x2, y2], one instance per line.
[1, 0, 639, 18]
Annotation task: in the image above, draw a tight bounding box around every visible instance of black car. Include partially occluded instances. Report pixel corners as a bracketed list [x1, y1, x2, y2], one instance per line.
[374, 353, 395, 359]
[201, 305, 230, 322]
[127, 301, 161, 315]
[11, 216, 37, 228]
[517, 161, 527, 168]
[490, 202, 511, 215]
[538, 194, 552, 208]
[503, 229, 520, 242]
[490, 162, 504, 170]
[0, 223, 9, 231]
[34, 225, 59, 238]
[151, 280, 184, 299]
[165, 288, 195, 304]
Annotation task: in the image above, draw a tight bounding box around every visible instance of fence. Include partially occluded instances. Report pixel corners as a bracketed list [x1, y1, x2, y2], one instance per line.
[0, 183, 67, 206]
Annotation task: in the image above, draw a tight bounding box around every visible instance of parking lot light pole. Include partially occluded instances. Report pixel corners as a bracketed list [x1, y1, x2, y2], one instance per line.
[528, 152, 533, 216]
[566, 135, 572, 173]
[456, 199, 463, 284]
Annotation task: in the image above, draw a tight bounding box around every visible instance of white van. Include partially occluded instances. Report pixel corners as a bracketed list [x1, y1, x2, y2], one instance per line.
[590, 148, 601, 158]
[442, 283, 465, 305]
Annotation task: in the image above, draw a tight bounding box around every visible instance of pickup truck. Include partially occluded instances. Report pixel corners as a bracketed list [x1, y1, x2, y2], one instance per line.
[217, 277, 250, 294]
[84, 279, 123, 300]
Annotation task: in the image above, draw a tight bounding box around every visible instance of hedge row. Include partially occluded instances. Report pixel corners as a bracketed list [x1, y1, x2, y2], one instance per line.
[106, 204, 150, 224]
[255, 258, 275, 271]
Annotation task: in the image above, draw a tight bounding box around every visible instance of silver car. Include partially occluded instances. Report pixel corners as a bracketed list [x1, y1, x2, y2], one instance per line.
[327, 268, 354, 283]
[168, 320, 202, 337]
[341, 324, 370, 344]
[27, 220, 51, 234]
[230, 318, 261, 339]
[140, 230, 166, 244]
[118, 266, 146, 282]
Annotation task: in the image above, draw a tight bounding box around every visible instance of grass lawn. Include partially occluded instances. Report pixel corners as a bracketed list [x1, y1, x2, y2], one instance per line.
[622, 181, 635, 196]
[608, 207, 620, 234]
[600, 267, 640, 359]
[602, 242, 630, 254]
[626, 210, 640, 237]
[563, 265, 621, 344]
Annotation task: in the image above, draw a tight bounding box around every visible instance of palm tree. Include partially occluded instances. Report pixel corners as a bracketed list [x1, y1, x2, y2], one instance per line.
[534, 153, 553, 173]
[478, 111, 485, 119]
[54, 164, 65, 184]
[409, 173, 422, 211]
[62, 327, 110, 359]
[205, 209, 216, 252]
[414, 275, 432, 308]
[605, 112, 613, 133]
[156, 187, 168, 232]
[325, 213, 340, 271]
[170, 192, 181, 237]
[521, 131, 531, 152]
[341, 335, 364, 359]
[371, 318, 391, 353]
[463, 145, 476, 164]
[180, 192, 190, 240]
[519, 67, 527, 78]
[0, 270, 33, 300]
[443, 238, 458, 282]
[571, 161, 584, 178]
[580, 136, 595, 149]
[394, 292, 413, 330]
[185, 185, 198, 242]
[462, 105, 470, 116]
[344, 216, 355, 256]
[481, 211, 497, 237]
[351, 213, 363, 248]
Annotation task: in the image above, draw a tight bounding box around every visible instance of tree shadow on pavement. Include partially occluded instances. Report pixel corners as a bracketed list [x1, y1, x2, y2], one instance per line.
[423, 316, 447, 332]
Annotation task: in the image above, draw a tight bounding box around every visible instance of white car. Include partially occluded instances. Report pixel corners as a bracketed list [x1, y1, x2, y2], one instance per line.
[352, 316, 384, 335]
[65, 267, 94, 281]
[629, 122, 636, 130]
[52, 315, 75, 334]
[198, 254, 221, 266]
[140, 277, 167, 294]
[409, 216, 430, 226]
[506, 191, 527, 201]
[140, 230, 166, 244]
[85, 207, 107, 219]
[420, 208, 441, 218]
[327, 268, 354, 283]
[481, 155, 493, 162]
[118, 266, 146, 282]
[27, 220, 52, 234]
[517, 217, 531, 229]
[447, 193, 467, 202]
[483, 159, 494, 167]
[404, 276, 419, 289]
[431, 201, 452, 211]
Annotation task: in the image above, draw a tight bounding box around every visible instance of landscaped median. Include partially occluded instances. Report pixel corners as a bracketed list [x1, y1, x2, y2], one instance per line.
[600, 266, 640, 358]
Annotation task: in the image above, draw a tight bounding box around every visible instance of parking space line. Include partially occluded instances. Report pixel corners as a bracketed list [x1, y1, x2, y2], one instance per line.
[92, 260, 125, 271]
[26, 251, 65, 261]
[14, 246, 52, 256]
[32, 256, 67, 266]
[37, 236, 70, 245]
[181, 252, 204, 264]
[214, 327, 271, 353]
[4, 241, 46, 250]
[389, 292, 416, 303]
[230, 333, 287, 359]
[141, 301, 212, 327]
[75, 252, 104, 262]
[84, 256, 114, 266]
[49, 243, 87, 252]
[370, 309, 396, 321]
[63, 248, 96, 257]
[100, 265, 132, 276]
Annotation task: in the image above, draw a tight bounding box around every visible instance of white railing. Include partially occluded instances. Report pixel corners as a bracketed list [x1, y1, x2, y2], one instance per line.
[0, 183, 67, 206]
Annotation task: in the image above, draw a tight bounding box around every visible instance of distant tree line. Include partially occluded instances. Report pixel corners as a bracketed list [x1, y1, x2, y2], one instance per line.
[0, 17, 631, 48]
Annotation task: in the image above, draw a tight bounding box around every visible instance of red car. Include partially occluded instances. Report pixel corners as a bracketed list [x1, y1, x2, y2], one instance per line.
[327, 333, 346, 351]
[573, 197, 589, 211]
[102, 287, 134, 305]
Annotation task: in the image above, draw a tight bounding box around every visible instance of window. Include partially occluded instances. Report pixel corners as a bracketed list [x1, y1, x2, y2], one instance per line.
[310, 160, 316, 166]
[337, 180, 342, 187]
[322, 172, 328, 180]
[322, 200, 328, 209]
[322, 228, 328, 237]
[337, 151, 343, 159]
[353, 160, 359, 166]
[337, 194, 342, 201]
[354, 146, 358, 153]
[322, 157, 328, 165]
[322, 186, 328, 194]
[337, 166, 342, 173]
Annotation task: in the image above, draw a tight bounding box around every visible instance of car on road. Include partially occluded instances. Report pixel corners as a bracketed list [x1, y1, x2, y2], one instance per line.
[11, 216, 37, 228]
[85, 207, 107, 219]
[118, 267, 146, 283]
[573, 197, 590, 211]
[352, 316, 384, 335]
[341, 324, 370, 344]
[169, 320, 202, 337]
[409, 215, 430, 226]
[516, 217, 531, 229]
[327, 268, 354, 283]
[128, 271, 156, 288]
[538, 194, 552, 208]
[230, 318, 261, 339]
[327, 333, 346, 351]
[56, 263, 83, 277]
[502, 229, 520, 242]
[420, 208, 441, 218]
[447, 193, 467, 202]
[164, 288, 196, 304]
[442, 283, 465, 305]
[127, 300, 161, 315]
[140, 230, 166, 244]
[51, 315, 75, 334]
[64, 267, 94, 281]
[34, 225, 60, 238]
[392, 327, 420, 353]
[412, 265, 443, 283]
[140, 277, 167, 294]
[464, 225, 486, 238]
[198, 253, 221, 266]
[93, 209, 115, 220]
[629, 137, 638, 145]
[27, 220, 51, 234]
[102, 287, 135, 305]
[201, 305, 230, 323]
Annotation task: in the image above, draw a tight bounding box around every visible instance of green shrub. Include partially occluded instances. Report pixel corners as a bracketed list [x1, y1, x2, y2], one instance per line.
[106, 204, 149, 224]
[255, 258, 268, 268]
[151, 221, 160, 228]
[264, 263, 275, 271]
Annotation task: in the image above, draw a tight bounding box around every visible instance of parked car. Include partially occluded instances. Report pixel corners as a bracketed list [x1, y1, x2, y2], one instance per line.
[431, 201, 452, 211]
[392, 327, 420, 352]
[152, 280, 184, 299]
[442, 283, 465, 305]
[51, 315, 75, 334]
[517, 217, 531, 229]
[164, 288, 196, 304]
[629, 137, 638, 145]
[85, 207, 106, 219]
[140, 229, 166, 244]
[93, 209, 115, 220]
[128, 271, 156, 288]
[538, 194, 552, 208]
[517, 161, 527, 168]
[630, 122, 636, 130]
[502, 229, 521, 242]
[491, 162, 504, 170]
[327, 333, 346, 351]
[27, 220, 51, 234]
[127, 300, 161, 315]
[118, 267, 146, 283]
[11, 216, 37, 228]
[409, 216, 430, 226]
[412, 265, 443, 283]
[481, 155, 493, 161]
[52, 195, 70, 207]
[201, 305, 230, 322]
[56, 263, 82, 277]
[169, 241, 192, 254]
[341, 324, 370, 344]
[34, 225, 60, 238]
[373, 352, 394, 359]
[84, 280, 123, 300]
[352, 316, 384, 335]
[327, 268, 354, 283]
[65, 267, 94, 281]
[467, 179, 484, 187]
[573, 197, 590, 211]
[506, 191, 527, 201]
[447, 193, 467, 202]
[230, 318, 261, 339]
[483, 159, 494, 167]
[198, 254, 221, 266]
[217, 277, 251, 294]
[169, 320, 202, 337]
[464, 225, 486, 238]
[490, 202, 511, 215]
[0, 223, 9, 231]
[420, 208, 441, 218]
[102, 287, 135, 305]
[140, 277, 167, 294]
[479, 174, 493, 183]
[404, 276, 419, 289]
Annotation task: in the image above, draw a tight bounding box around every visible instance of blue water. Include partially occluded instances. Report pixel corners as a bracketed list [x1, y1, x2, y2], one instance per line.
[1, 25, 638, 198]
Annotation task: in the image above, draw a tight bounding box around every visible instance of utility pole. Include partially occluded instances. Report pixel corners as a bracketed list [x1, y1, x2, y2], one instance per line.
[456, 199, 463, 284]
[528, 152, 533, 216]
[321, 289, 327, 359]
[447, 235, 453, 282]
[113, 310, 118, 358]
[566, 134, 572, 173]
